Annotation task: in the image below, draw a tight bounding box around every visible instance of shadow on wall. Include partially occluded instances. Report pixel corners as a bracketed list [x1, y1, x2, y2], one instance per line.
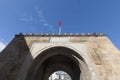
[0, 35, 33, 80]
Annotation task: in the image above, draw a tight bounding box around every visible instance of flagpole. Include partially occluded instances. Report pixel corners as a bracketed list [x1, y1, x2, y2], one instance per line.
[59, 26, 61, 34]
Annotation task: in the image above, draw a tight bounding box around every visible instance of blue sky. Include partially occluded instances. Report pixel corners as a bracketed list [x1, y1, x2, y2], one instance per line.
[0, 0, 120, 51]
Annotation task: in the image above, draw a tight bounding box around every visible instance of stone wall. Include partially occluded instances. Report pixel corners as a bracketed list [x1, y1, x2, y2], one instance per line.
[0, 34, 120, 80]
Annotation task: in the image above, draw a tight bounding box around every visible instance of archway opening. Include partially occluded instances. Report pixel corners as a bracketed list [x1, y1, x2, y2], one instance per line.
[26, 47, 82, 80]
[49, 70, 72, 80]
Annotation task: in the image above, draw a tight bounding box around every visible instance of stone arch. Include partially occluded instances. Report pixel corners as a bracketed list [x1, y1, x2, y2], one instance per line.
[17, 44, 100, 80]
[26, 46, 81, 80]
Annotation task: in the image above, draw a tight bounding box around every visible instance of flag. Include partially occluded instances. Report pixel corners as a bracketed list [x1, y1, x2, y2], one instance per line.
[58, 21, 62, 26]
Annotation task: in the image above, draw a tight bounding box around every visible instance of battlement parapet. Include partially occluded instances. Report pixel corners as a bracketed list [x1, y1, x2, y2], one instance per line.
[15, 32, 106, 37]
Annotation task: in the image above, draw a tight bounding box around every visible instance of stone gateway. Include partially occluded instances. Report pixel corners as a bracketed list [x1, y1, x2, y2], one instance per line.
[0, 33, 120, 80]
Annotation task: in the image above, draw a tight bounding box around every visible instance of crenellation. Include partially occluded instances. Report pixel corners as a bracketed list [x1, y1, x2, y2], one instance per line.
[75, 33, 79, 35]
[29, 33, 34, 35]
[69, 33, 73, 35]
[87, 33, 91, 35]
[63, 33, 67, 35]
[81, 33, 85, 35]
[23, 33, 28, 35]
[46, 33, 50, 35]
[40, 33, 44, 35]
[99, 33, 103, 36]
[52, 33, 56, 35]
[15, 33, 106, 37]
[35, 33, 39, 35]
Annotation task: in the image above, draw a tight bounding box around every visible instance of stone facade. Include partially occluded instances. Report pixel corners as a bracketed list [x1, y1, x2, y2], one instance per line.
[0, 33, 120, 80]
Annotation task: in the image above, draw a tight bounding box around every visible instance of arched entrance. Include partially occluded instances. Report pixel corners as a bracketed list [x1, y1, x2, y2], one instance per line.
[26, 47, 82, 80]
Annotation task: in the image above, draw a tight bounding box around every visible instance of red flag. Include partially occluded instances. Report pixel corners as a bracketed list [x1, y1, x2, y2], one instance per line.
[58, 21, 62, 26]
